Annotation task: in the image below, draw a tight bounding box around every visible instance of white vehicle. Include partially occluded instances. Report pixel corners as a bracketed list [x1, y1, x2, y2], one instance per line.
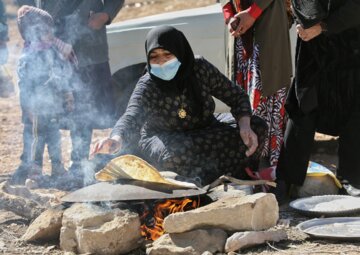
[106, 3, 296, 114]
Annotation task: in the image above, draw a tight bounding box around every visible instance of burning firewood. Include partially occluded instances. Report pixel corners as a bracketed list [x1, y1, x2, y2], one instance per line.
[139, 197, 200, 241]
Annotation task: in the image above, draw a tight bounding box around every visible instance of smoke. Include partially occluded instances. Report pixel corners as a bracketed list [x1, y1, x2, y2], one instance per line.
[1, 1, 145, 194]
[3, 3, 118, 191]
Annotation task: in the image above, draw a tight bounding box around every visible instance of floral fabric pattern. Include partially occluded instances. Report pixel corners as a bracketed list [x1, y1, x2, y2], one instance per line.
[235, 37, 287, 166]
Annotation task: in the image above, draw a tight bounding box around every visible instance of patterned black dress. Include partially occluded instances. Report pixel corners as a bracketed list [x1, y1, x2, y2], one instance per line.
[111, 57, 267, 185]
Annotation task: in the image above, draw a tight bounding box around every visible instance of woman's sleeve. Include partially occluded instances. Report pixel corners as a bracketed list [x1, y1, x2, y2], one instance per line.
[323, 0, 360, 35]
[200, 58, 252, 120]
[110, 77, 148, 144]
[222, 0, 265, 22]
[248, 2, 263, 19]
[222, 2, 235, 23]
[252, 0, 274, 12]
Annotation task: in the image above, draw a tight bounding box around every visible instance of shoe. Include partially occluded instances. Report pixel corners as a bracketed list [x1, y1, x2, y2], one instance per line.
[27, 174, 53, 189]
[68, 162, 84, 178]
[51, 163, 67, 179]
[339, 180, 360, 197]
[9, 163, 29, 185]
[28, 163, 42, 176]
[53, 170, 85, 191]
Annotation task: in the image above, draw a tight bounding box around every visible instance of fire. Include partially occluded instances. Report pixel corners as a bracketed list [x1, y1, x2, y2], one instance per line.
[140, 197, 200, 241]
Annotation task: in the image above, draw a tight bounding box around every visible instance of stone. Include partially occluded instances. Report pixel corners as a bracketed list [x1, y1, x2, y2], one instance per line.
[22, 208, 63, 242]
[225, 230, 287, 252]
[60, 203, 142, 255]
[0, 182, 44, 220]
[146, 229, 227, 255]
[2, 181, 58, 206]
[164, 193, 278, 233]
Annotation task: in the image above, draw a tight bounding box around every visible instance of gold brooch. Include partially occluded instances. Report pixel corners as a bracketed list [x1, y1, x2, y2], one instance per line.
[178, 108, 187, 119]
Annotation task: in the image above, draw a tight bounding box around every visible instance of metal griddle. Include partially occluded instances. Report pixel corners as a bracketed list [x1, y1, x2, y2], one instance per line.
[61, 179, 207, 203]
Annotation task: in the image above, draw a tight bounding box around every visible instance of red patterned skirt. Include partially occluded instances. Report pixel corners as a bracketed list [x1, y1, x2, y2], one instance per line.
[235, 38, 287, 166]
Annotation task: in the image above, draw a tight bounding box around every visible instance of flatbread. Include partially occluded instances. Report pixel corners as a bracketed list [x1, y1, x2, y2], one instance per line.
[95, 155, 195, 188]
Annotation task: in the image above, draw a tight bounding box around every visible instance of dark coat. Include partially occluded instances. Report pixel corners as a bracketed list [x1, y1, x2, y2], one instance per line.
[288, 0, 360, 135]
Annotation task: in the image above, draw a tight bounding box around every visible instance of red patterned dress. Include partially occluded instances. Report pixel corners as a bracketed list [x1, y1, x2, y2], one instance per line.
[234, 38, 287, 166]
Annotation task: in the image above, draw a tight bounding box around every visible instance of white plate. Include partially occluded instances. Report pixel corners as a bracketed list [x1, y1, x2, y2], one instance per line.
[297, 217, 360, 240]
[290, 195, 360, 217]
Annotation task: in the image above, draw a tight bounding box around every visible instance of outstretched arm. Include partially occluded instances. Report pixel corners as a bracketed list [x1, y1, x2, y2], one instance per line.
[92, 76, 149, 156]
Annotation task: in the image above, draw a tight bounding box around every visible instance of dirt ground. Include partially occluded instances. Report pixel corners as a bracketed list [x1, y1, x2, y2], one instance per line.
[0, 0, 359, 254]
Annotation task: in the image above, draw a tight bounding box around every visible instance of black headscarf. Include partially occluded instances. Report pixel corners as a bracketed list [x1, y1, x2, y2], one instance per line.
[145, 25, 204, 117]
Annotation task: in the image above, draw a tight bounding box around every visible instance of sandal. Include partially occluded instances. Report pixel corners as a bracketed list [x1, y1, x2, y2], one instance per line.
[340, 180, 360, 197]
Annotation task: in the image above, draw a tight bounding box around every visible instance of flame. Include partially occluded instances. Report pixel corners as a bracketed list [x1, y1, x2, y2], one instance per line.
[140, 197, 200, 241]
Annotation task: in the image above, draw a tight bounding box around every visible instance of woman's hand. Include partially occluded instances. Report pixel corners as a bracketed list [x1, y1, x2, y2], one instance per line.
[88, 12, 109, 30]
[91, 136, 121, 156]
[228, 17, 241, 36]
[234, 10, 256, 36]
[297, 23, 322, 41]
[238, 116, 258, 157]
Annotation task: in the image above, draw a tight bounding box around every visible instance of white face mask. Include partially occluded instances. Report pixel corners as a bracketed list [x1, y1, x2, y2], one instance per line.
[150, 58, 181, 81]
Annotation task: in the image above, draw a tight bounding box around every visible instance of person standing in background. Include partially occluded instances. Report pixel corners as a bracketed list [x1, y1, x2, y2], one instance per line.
[16, 0, 124, 185]
[11, 6, 74, 185]
[276, 0, 360, 199]
[220, 0, 292, 170]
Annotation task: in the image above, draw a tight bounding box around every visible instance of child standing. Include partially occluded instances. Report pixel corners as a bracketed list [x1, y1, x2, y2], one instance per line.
[11, 5, 74, 185]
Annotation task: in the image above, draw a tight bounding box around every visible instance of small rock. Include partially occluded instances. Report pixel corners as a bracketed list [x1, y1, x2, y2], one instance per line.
[225, 230, 287, 252]
[147, 229, 227, 255]
[22, 208, 63, 242]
